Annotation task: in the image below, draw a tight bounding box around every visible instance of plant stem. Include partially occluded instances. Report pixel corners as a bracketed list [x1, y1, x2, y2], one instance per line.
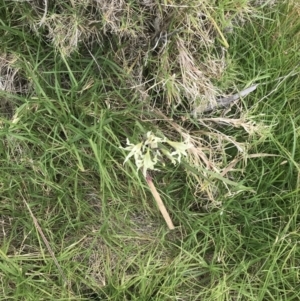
[145, 174, 175, 230]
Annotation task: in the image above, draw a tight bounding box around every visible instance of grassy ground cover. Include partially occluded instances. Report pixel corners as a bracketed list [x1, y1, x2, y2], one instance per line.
[0, 0, 299, 300]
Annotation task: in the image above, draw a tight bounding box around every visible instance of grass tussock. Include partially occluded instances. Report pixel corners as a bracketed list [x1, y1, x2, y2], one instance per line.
[0, 0, 300, 300]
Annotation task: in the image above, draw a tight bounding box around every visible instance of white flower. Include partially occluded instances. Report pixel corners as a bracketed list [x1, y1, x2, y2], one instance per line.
[142, 149, 159, 176]
[160, 148, 177, 165]
[120, 136, 159, 176]
[121, 139, 143, 164]
[121, 132, 192, 176]
[143, 131, 165, 150]
[166, 140, 191, 162]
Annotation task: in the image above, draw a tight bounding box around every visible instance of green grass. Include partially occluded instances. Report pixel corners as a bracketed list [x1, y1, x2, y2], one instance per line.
[0, 0, 300, 300]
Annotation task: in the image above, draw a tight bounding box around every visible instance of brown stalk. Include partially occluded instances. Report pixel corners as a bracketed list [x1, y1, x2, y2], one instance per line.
[145, 173, 175, 230]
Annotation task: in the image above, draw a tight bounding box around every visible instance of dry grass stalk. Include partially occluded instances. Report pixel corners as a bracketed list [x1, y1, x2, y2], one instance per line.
[145, 173, 175, 230]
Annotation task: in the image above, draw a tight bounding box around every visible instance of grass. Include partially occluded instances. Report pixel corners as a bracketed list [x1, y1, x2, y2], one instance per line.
[0, 0, 300, 300]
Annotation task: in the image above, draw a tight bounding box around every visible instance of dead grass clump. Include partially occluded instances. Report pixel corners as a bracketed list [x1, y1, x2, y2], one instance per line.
[17, 0, 252, 113]
[45, 13, 83, 57]
[176, 38, 220, 112]
[0, 54, 30, 119]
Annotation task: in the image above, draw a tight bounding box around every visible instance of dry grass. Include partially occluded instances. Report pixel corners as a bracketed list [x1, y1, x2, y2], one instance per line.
[0, 54, 30, 118]
[16, 0, 235, 109]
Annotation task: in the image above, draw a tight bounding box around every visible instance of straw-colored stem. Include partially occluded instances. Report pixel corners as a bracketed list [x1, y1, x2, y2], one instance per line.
[145, 174, 175, 230]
